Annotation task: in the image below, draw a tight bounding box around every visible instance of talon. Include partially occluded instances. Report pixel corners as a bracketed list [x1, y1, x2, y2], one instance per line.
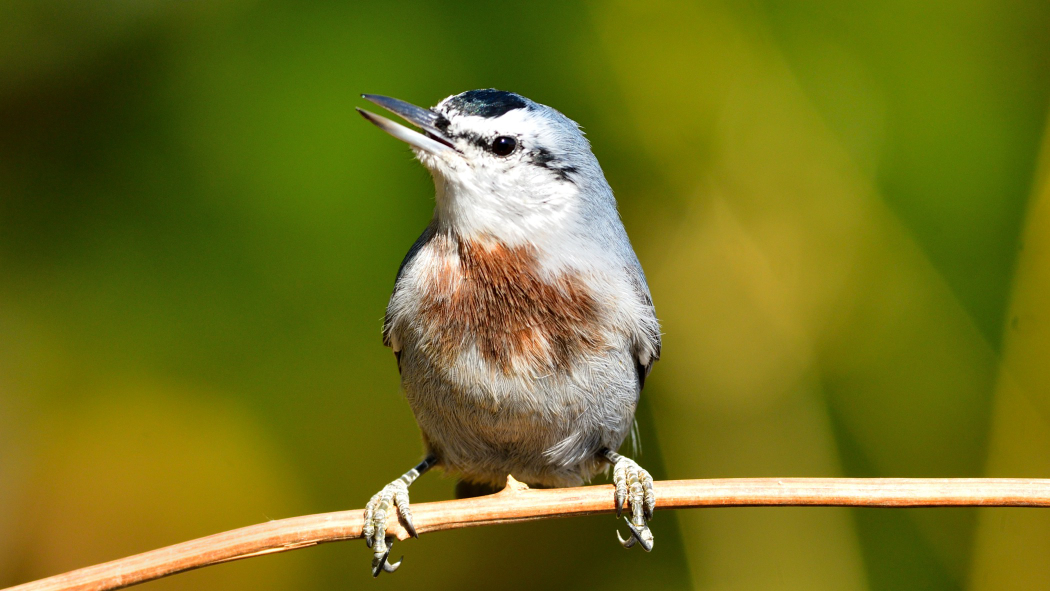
[613, 460, 628, 517]
[617, 527, 637, 548]
[623, 517, 654, 552]
[383, 555, 403, 574]
[371, 540, 403, 577]
[361, 456, 436, 576]
[364, 482, 408, 576]
[608, 454, 656, 552]
[401, 508, 418, 538]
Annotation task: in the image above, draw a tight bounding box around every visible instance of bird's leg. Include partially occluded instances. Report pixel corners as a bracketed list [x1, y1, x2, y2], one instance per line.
[602, 448, 655, 551]
[362, 454, 438, 577]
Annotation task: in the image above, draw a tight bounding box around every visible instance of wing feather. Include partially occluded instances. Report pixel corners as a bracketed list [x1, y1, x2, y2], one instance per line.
[383, 224, 437, 373]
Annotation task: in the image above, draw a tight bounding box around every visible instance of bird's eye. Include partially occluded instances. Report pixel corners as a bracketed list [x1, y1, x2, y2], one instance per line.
[491, 136, 517, 156]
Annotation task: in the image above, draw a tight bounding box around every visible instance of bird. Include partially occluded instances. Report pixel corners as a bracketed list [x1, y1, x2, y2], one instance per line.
[356, 89, 661, 577]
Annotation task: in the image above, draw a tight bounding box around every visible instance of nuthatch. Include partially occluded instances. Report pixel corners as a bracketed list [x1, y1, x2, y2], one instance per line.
[357, 89, 661, 576]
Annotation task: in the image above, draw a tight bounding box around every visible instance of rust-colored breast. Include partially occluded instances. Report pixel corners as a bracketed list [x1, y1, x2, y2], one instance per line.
[419, 236, 603, 373]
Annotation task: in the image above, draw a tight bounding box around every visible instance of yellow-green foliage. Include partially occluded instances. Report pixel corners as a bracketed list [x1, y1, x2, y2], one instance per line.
[1, 1, 1048, 589]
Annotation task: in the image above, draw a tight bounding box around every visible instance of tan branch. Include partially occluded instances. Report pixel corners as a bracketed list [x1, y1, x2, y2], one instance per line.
[8, 477, 1050, 591]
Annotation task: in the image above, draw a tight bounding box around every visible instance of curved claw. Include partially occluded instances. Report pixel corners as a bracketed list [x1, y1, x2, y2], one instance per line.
[617, 517, 654, 552]
[371, 542, 403, 578]
[361, 458, 436, 576]
[384, 556, 403, 573]
[402, 512, 418, 538]
[617, 527, 637, 548]
[607, 453, 656, 552]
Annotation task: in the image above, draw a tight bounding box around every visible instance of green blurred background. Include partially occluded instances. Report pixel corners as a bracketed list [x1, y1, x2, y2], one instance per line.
[3, 1, 1050, 589]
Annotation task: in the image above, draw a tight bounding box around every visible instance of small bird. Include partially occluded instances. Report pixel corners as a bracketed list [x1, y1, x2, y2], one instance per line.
[357, 89, 661, 576]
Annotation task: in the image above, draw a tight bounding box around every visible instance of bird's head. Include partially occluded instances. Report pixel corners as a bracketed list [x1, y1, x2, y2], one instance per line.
[358, 89, 616, 246]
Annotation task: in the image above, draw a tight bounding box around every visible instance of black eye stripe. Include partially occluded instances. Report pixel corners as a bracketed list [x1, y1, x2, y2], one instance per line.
[445, 131, 574, 182]
[448, 131, 518, 154]
[530, 147, 577, 183]
[532, 147, 556, 166]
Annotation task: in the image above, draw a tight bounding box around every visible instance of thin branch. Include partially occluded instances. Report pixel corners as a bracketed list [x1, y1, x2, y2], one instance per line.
[7, 477, 1050, 591]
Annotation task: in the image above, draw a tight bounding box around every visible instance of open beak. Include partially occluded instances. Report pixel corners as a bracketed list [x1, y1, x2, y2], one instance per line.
[357, 94, 456, 154]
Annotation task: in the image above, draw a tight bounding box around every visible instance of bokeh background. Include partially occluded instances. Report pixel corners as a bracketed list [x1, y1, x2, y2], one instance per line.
[3, 1, 1050, 589]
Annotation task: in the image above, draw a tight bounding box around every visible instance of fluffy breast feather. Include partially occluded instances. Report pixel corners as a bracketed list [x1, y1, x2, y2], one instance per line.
[387, 231, 607, 375]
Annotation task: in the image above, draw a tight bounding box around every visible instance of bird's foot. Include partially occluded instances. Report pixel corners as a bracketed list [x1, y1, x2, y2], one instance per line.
[362, 479, 415, 577]
[608, 452, 655, 551]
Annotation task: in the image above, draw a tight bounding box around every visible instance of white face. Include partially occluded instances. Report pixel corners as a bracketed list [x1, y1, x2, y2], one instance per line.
[359, 90, 614, 248]
[414, 99, 595, 246]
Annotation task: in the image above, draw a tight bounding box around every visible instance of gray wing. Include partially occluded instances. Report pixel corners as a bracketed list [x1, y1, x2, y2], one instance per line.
[630, 267, 661, 392]
[382, 224, 437, 372]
